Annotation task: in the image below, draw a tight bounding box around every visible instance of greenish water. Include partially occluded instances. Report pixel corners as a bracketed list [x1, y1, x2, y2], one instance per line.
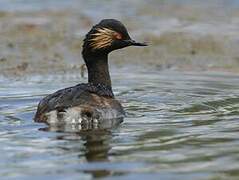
[0, 68, 239, 179]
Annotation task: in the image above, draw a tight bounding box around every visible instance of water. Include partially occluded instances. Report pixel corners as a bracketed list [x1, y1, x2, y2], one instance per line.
[1, 0, 239, 11]
[0, 68, 239, 179]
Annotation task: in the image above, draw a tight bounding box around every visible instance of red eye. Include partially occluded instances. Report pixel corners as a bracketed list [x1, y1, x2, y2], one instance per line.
[114, 32, 122, 40]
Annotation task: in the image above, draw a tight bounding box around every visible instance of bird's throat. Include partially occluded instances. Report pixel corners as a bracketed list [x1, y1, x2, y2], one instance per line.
[85, 54, 112, 89]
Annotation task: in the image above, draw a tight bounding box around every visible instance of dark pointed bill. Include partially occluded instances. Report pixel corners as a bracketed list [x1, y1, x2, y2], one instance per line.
[125, 39, 148, 46]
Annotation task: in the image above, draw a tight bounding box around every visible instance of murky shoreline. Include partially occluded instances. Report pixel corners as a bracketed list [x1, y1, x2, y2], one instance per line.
[0, 0, 239, 77]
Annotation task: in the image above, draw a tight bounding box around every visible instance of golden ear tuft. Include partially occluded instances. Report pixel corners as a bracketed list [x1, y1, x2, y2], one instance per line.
[90, 27, 115, 50]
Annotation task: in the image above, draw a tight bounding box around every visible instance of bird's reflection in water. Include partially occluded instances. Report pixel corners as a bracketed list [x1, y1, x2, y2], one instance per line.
[82, 129, 112, 178]
[40, 118, 123, 178]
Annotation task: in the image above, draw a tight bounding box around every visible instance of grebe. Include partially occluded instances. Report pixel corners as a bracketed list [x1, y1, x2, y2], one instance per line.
[34, 19, 147, 125]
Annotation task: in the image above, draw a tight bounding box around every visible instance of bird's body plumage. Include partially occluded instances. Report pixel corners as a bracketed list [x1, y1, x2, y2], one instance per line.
[34, 83, 124, 124]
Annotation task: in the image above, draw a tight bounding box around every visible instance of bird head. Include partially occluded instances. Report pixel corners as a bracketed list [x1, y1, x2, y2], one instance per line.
[82, 19, 147, 58]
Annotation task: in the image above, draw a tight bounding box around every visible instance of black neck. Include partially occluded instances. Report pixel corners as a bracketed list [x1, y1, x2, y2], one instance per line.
[85, 54, 112, 88]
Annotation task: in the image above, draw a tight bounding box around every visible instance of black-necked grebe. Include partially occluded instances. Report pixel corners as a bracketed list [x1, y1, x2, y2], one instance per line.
[34, 19, 147, 125]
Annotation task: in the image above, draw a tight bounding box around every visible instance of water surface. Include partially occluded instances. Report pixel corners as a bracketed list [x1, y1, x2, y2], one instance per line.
[0, 68, 239, 179]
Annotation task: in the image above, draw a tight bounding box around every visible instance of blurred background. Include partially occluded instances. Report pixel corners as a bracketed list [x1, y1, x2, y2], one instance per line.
[1, 0, 239, 76]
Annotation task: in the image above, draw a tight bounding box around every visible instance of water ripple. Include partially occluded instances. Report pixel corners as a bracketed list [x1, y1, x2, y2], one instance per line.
[0, 70, 239, 179]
